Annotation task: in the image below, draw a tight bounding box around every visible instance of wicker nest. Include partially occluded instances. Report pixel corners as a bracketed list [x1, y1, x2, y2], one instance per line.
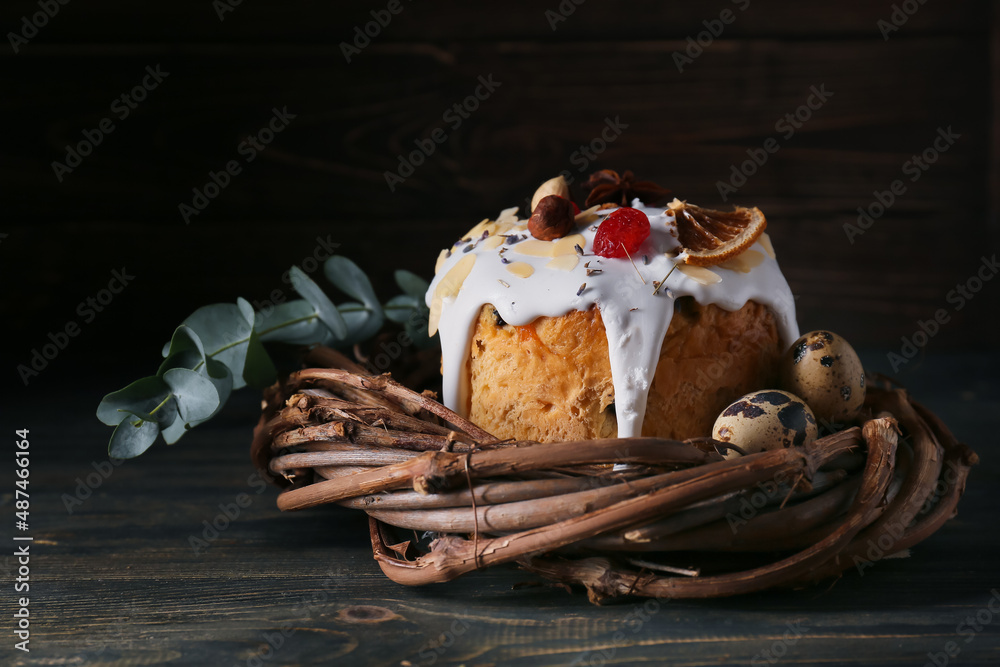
[250, 346, 978, 603]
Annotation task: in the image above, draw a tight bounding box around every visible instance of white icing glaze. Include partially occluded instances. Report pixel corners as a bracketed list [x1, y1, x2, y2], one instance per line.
[425, 199, 799, 437]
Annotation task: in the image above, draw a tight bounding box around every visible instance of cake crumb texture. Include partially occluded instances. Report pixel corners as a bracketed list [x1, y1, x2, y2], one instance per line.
[467, 298, 781, 442]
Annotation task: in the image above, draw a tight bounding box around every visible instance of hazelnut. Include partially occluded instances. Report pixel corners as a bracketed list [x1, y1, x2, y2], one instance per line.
[528, 195, 575, 241]
[530, 175, 571, 212]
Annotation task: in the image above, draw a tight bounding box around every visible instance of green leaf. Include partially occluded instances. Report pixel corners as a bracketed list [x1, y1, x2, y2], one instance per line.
[158, 348, 200, 377]
[158, 329, 234, 424]
[256, 300, 326, 345]
[177, 303, 254, 390]
[158, 352, 232, 445]
[337, 301, 383, 345]
[164, 325, 205, 358]
[109, 415, 160, 459]
[243, 328, 278, 388]
[326, 256, 383, 342]
[158, 326, 204, 375]
[162, 368, 220, 424]
[203, 359, 233, 410]
[289, 265, 347, 339]
[236, 297, 256, 328]
[327, 256, 379, 305]
[394, 270, 429, 300]
[384, 294, 420, 325]
[97, 376, 176, 427]
[160, 418, 189, 445]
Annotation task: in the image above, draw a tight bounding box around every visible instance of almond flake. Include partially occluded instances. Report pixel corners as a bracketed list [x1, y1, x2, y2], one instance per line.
[717, 249, 765, 273]
[546, 255, 579, 271]
[480, 236, 504, 251]
[429, 254, 476, 336]
[758, 233, 776, 259]
[506, 262, 534, 279]
[677, 264, 722, 285]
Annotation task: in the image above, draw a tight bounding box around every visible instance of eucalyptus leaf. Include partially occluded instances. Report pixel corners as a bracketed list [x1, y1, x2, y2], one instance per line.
[163, 368, 220, 423]
[157, 326, 206, 376]
[163, 325, 205, 360]
[336, 301, 383, 345]
[326, 256, 383, 342]
[109, 415, 160, 459]
[256, 300, 326, 345]
[236, 297, 256, 327]
[158, 342, 233, 419]
[384, 294, 420, 324]
[243, 329, 278, 389]
[394, 270, 429, 300]
[203, 359, 233, 413]
[289, 265, 348, 339]
[385, 292, 433, 348]
[160, 418, 190, 445]
[177, 303, 254, 390]
[97, 376, 176, 426]
[158, 348, 200, 376]
[326, 256, 379, 305]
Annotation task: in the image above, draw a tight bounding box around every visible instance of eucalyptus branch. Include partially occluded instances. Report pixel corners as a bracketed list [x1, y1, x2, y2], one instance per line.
[97, 256, 435, 459]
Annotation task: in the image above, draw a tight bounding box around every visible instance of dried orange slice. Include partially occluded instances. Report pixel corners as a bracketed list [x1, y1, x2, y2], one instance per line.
[669, 199, 767, 267]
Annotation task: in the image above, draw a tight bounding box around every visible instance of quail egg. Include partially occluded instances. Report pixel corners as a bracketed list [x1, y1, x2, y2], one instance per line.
[779, 330, 866, 426]
[713, 390, 818, 459]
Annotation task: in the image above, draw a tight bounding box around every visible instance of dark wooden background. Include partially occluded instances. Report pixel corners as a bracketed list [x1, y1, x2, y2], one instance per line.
[2, 1, 999, 665]
[2, 0, 998, 380]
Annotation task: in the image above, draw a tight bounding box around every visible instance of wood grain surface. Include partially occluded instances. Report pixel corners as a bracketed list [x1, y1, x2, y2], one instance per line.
[4, 353, 998, 666]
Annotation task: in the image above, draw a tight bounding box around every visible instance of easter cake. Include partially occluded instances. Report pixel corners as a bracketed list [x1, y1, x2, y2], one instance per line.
[425, 170, 803, 444]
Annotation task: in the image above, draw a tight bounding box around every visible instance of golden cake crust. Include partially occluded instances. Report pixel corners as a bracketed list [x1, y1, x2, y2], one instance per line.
[466, 299, 781, 442]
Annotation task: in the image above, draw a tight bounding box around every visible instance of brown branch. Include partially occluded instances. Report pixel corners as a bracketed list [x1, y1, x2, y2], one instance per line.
[368, 436, 854, 587]
[271, 446, 419, 473]
[276, 437, 725, 511]
[514, 416, 897, 600]
[284, 393, 479, 443]
[288, 368, 498, 444]
[273, 420, 475, 453]
[582, 469, 852, 551]
[337, 476, 619, 511]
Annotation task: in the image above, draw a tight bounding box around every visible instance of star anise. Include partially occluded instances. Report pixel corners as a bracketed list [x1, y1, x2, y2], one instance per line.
[582, 169, 671, 208]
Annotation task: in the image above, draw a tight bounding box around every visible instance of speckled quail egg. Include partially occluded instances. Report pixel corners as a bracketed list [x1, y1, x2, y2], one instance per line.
[713, 390, 818, 459]
[779, 330, 866, 425]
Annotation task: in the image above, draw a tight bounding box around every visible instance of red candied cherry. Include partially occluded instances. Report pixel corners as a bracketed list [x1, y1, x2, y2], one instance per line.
[593, 207, 650, 258]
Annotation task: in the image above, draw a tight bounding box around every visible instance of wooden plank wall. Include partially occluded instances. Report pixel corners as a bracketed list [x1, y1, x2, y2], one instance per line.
[2, 1, 996, 384]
